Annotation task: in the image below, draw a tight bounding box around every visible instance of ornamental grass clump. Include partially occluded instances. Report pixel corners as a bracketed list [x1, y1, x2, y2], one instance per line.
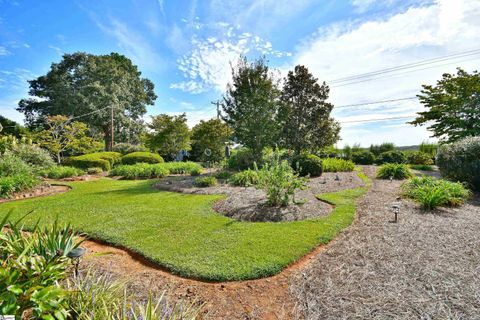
[402, 176, 471, 210]
[256, 152, 307, 207]
[377, 163, 412, 180]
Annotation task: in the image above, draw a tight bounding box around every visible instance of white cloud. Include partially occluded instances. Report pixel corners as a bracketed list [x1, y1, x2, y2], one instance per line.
[0, 46, 11, 56]
[48, 45, 62, 55]
[171, 25, 290, 93]
[292, 0, 480, 146]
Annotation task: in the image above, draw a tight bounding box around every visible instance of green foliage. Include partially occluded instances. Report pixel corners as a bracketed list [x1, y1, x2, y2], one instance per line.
[256, 152, 307, 206]
[0, 216, 81, 319]
[226, 148, 256, 170]
[194, 176, 218, 187]
[146, 113, 190, 161]
[8, 143, 56, 169]
[410, 68, 480, 142]
[161, 162, 202, 174]
[190, 119, 232, 162]
[377, 163, 413, 180]
[342, 143, 362, 160]
[0, 115, 28, 138]
[214, 170, 233, 180]
[419, 141, 439, 157]
[110, 163, 169, 180]
[18, 52, 156, 148]
[291, 154, 323, 177]
[113, 142, 148, 155]
[436, 136, 480, 190]
[377, 150, 406, 164]
[369, 142, 395, 156]
[68, 152, 122, 171]
[39, 166, 85, 179]
[121, 151, 164, 165]
[351, 150, 375, 165]
[0, 154, 39, 198]
[322, 158, 355, 172]
[229, 169, 259, 187]
[278, 65, 340, 154]
[410, 164, 434, 171]
[87, 167, 103, 174]
[406, 151, 434, 165]
[221, 57, 281, 161]
[402, 176, 471, 210]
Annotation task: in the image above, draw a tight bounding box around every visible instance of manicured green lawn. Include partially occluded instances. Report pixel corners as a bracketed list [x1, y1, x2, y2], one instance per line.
[0, 177, 368, 281]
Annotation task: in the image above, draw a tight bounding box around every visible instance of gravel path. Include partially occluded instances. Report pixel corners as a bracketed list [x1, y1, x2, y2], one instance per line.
[291, 168, 480, 319]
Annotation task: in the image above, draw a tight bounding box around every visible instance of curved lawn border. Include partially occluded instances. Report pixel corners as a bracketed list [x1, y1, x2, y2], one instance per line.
[0, 170, 371, 281]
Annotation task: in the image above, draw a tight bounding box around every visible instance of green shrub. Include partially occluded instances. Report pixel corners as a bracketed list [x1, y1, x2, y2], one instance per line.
[226, 148, 256, 170]
[39, 166, 85, 179]
[406, 151, 434, 165]
[87, 167, 103, 174]
[419, 141, 438, 157]
[215, 170, 233, 180]
[121, 152, 164, 165]
[194, 176, 217, 187]
[402, 176, 471, 210]
[256, 155, 307, 207]
[113, 143, 148, 155]
[190, 167, 202, 176]
[0, 153, 39, 197]
[9, 144, 55, 169]
[69, 152, 122, 171]
[110, 163, 169, 180]
[370, 142, 395, 156]
[377, 150, 406, 164]
[0, 153, 32, 177]
[410, 164, 434, 171]
[322, 158, 355, 172]
[291, 154, 323, 177]
[162, 162, 202, 174]
[229, 169, 259, 187]
[377, 163, 412, 180]
[351, 150, 376, 165]
[436, 136, 480, 191]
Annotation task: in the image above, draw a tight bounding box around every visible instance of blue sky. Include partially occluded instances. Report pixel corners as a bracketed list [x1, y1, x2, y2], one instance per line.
[1, 0, 479, 146]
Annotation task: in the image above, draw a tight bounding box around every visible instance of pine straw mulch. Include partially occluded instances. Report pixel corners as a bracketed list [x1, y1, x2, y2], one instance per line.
[290, 169, 480, 319]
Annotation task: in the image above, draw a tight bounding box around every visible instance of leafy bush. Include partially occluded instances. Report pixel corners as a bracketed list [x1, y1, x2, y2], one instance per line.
[322, 158, 355, 172]
[215, 170, 233, 180]
[291, 154, 323, 177]
[39, 166, 85, 179]
[162, 162, 202, 174]
[0, 216, 81, 319]
[121, 152, 164, 165]
[110, 163, 169, 180]
[436, 136, 480, 190]
[190, 167, 202, 176]
[226, 148, 256, 170]
[406, 151, 434, 165]
[229, 169, 259, 187]
[351, 150, 375, 165]
[369, 142, 395, 156]
[194, 176, 218, 187]
[410, 164, 434, 171]
[256, 155, 307, 206]
[87, 167, 103, 174]
[9, 144, 55, 169]
[113, 142, 148, 155]
[68, 152, 122, 171]
[419, 141, 438, 157]
[402, 176, 471, 210]
[377, 150, 406, 164]
[377, 163, 412, 180]
[0, 153, 39, 198]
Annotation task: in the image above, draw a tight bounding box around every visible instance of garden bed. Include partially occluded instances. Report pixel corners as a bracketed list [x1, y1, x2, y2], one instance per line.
[154, 171, 365, 222]
[0, 184, 70, 203]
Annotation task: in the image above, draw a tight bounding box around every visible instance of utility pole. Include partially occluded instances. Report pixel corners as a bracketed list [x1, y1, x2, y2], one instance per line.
[110, 105, 114, 151]
[211, 100, 220, 120]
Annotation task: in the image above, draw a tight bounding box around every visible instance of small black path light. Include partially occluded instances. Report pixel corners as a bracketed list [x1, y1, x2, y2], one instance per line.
[391, 203, 400, 222]
[335, 174, 340, 181]
[67, 247, 86, 277]
[389, 175, 394, 182]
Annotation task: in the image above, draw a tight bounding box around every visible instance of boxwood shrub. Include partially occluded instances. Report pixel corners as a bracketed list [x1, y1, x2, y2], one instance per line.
[377, 150, 406, 164]
[351, 150, 376, 165]
[68, 152, 122, 171]
[291, 154, 323, 177]
[436, 136, 480, 190]
[121, 152, 164, 165]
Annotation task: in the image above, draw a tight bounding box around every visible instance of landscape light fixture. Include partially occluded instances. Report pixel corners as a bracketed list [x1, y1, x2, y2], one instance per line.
[389, 176, 394, 182]
[391, 204, 400, 222]
[67, 247, 86, 277]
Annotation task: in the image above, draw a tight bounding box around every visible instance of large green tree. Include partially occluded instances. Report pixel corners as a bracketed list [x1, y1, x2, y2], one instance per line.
[146, 113, 191, 160]
[17, 52, 157, 150]
[410, 68, 480, 142]
[0, 116, 28, 138]
[279, 65, 340, 154]
[221, 57, 281, 161]
[191, 119, 232, 162]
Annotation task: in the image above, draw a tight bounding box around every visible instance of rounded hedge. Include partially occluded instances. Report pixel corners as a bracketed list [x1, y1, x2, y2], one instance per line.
[377, 150, 406, 164]
[436, 136, 480, 190]
[351, 150, 375, 165]
[121, 152, 164, 165]
[291, 154, 323, 177]
[67, 152, 122, 171]
[377, 163, 412, 180]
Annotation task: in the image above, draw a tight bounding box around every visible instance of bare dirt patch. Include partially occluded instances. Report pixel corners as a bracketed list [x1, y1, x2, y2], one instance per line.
[154, 171, 364, 222]
[0, 184, 70, 204]
[291, 170, 480, 319]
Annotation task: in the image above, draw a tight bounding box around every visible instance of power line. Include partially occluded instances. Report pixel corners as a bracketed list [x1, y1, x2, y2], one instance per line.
[328, 48, 480, 84]
[335, 96, 418, 109]
[340, 115, 415, 124]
